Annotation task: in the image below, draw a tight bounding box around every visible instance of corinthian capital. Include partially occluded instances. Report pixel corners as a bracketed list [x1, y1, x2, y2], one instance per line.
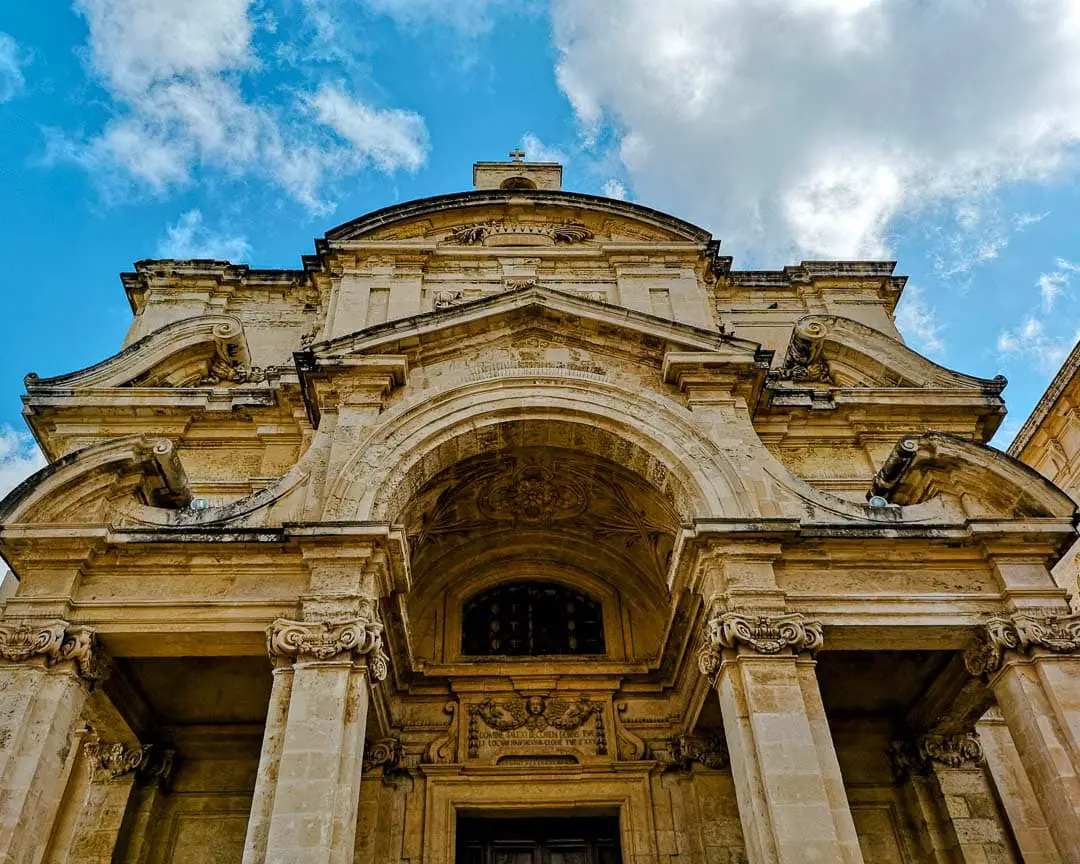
[0, 620, 105, 681]
[964, 611, 1080, 677]
[267, 618, 389, 680]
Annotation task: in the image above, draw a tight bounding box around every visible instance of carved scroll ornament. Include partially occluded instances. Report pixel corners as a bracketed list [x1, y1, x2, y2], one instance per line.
[964, 611, 1080, 677]
[775, 318, 832, 384]
[0, 620, 104, 681]
[698, 611, 824, 675]
[266, 618, 389, 680]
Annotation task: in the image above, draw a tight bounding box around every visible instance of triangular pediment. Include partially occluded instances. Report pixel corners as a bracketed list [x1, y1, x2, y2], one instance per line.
[311, 284, 760, 364]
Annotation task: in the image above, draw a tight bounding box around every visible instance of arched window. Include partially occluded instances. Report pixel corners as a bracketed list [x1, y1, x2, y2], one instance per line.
[500, 176, 537, 190]
[462, 581, 605, 656]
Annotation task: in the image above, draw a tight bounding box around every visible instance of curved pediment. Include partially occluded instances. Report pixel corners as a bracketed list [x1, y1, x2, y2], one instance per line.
[885, 432, 1075, 519]
[322, 190, 713, 246]
[0, 436, 190, 525]
[25, 315, 258, 391]
[775, 315, 1006, 392]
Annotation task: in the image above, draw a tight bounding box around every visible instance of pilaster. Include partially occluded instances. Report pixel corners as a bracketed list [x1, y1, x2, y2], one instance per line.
[63, 738, 174, 864]
[0, 620, 105, 864]
[891, 732, 1016, 863]
[964, 610, 1080, 863]
[700, 608, 862, 864]
[978, 707, 1061, 864]
[244, 616, 388, 864]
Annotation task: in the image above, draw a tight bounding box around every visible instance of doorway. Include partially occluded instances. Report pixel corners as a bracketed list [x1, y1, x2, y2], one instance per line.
[456, 814, 622, 863]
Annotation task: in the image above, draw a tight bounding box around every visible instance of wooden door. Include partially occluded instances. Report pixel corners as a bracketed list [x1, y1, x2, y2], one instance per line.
[456, 816, 622, 864]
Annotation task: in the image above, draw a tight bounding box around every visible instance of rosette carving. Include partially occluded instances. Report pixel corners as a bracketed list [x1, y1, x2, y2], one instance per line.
[964, 611, 1080, 677]
[0, 620, 104, 680]
[266, 618, 390, 679]
[703, 611, 824, 657]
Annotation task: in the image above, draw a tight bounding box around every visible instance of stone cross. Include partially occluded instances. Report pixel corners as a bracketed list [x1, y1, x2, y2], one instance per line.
[509, 148, 526, 162]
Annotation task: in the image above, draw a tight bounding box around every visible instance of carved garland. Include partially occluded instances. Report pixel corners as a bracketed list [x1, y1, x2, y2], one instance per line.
[266, 618, 389, 680]
[445, 220, 593, 246]
[466, 696, 607, 759]
[697, 611, 824, 675]
[964, 611, 1080, 677]
[0, 620, 104, 681]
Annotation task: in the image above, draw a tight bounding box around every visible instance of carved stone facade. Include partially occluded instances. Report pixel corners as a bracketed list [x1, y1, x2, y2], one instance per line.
[2, 158, 1080, 862]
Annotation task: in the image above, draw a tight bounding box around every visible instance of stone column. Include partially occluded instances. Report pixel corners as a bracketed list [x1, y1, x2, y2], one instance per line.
[243, 616, 388, 864]
[0, 620, 103, 864]
[964, 611, 1080, 864]
[699, 610, 863, 864]
[892, 732, 1016, 863]
[65, 739, 174, 864]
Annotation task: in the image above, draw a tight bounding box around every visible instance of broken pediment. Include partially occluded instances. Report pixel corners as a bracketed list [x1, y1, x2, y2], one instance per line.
[772, 314, 1007, 392]
[25, 315, 263, 391]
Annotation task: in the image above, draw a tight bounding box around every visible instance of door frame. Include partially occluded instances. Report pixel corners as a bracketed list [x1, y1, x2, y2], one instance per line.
[421, 765, 657, 864]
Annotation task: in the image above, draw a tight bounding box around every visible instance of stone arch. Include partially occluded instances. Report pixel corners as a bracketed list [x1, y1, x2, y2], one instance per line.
[323, 377, 758, 524]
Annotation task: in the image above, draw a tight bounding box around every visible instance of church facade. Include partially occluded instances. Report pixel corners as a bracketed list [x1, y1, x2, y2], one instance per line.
[2, 158, 1080, 863]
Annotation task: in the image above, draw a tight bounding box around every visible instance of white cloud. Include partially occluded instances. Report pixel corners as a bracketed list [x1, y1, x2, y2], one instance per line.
[309, 85, 428, 173]
[519, 133, 568, 166]
[0, 33, 27, 102]
[0, 426, 46, 502]
[998, 317, 1078, 374]
[602, 179, 628, 200]
[54, 0, 428, 210]
[1037, 257, 1080, 312]
[552, 0, 1080, 262]
[158, 210, 252, 260]
[895, 284, 945, 361]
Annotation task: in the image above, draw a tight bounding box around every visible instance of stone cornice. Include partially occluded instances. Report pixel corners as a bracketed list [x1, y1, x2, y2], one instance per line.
[697, 610, 823, 675]
[964, 611, 1080, 677]
[891, 732, 984, 777]
[267, 618, 389, 679]
[0, 620, 105, 681]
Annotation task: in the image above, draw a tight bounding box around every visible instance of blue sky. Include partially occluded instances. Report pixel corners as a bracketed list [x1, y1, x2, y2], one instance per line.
[1, 0, 1079, 493]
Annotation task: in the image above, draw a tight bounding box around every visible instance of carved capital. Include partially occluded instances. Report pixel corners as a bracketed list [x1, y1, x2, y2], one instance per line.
[704, 611, 824, 657]
[84, 737, 176, 786]
[363, 737, 403, 773]
[670, 733, 729, 771]
[891, 732, 984, 778]
[964, 611, 1080, 677]
[0, 620, 105, 681]
[266, 618, 389, 679]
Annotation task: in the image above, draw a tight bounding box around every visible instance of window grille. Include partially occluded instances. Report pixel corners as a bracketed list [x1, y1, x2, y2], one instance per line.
[462, 581, 605, 656]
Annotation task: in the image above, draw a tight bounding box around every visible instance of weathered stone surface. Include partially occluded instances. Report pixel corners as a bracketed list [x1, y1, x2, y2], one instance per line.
[1, 156, 1077, 862]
